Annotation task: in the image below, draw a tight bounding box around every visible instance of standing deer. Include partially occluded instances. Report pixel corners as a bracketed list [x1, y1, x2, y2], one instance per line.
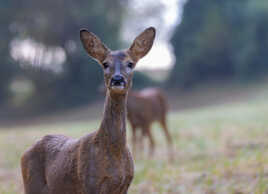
[21, 27, 156, 194]
[127, 88, 172, 156]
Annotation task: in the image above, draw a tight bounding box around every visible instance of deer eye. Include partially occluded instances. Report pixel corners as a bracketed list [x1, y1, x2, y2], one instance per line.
[127, 62, 134, 69]
[102, 62, 109, 69]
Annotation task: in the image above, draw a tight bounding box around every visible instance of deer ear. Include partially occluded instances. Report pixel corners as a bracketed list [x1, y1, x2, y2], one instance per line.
[80, 29, 109, 63]
[128, 27, 156, 62]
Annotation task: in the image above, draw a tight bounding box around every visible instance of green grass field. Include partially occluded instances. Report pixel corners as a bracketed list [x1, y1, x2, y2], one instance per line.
[1, 86, 268, 194]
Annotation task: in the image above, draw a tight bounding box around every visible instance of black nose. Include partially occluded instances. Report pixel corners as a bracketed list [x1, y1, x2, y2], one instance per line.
[111, 75, 125, 86]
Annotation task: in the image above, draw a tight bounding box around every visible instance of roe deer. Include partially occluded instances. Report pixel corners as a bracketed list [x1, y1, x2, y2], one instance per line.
[21, 27, 155, 194]
[127, 88, 172, 156]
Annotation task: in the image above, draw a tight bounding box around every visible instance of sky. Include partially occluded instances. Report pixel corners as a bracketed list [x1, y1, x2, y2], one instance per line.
[122, 0, 186, 70]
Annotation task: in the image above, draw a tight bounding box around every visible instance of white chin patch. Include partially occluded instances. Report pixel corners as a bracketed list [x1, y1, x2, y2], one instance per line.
[111, 85, 125, 92]
[111, 85, 124, 90]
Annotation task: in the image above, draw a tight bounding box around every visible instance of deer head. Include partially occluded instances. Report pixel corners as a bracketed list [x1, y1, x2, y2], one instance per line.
[80, 27, 156, 95]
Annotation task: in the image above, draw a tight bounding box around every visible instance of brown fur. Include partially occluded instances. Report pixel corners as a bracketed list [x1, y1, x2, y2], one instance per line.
[127, 88, 172, 156]
[21, 27, 156, 194]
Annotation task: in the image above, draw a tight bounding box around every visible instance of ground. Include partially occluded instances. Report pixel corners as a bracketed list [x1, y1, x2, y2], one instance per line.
[1, 82, 268, 194]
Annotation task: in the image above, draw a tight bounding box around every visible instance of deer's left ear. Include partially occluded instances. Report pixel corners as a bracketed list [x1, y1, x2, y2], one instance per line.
[127, 27, 156, 62]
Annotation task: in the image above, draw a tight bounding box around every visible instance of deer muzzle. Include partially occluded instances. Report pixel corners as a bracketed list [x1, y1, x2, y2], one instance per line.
[110, 75, 126, 92]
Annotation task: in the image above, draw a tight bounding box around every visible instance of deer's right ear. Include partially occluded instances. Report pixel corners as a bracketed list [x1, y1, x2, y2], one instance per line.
[80, 29, 109, 63]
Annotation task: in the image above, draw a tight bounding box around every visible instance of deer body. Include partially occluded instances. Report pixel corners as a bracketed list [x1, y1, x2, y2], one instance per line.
[128, 88, 167, 127]
[22, 94, 133, 194]
[21, 27, 155, 194]
[127, 88, 172, 156]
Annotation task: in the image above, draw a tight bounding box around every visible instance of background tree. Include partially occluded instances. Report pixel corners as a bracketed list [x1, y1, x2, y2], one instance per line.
[1, 0, 127, 116]
[168, 0, 268, 88]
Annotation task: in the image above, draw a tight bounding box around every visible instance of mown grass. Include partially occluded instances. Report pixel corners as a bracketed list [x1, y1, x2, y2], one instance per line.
[1, 88, 268, 193]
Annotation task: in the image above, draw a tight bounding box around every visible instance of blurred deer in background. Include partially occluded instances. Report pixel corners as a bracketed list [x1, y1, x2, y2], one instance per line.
[127, 88, 173, 157]
[21, 27, 155, 194]
[98, 86, 173, 157]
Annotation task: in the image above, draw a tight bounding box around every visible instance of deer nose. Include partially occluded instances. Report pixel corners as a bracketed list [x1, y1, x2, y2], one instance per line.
[111, 75, 125, 86]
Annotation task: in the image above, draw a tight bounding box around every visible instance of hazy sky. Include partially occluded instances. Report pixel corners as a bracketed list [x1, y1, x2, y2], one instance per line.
[122, 0, 186, 70]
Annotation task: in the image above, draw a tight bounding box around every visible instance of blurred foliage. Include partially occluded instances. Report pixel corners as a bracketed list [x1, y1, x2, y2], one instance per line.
[132, 71, 158, 89]
[168, 0, 268, 88]
[0, 0, 153, 117]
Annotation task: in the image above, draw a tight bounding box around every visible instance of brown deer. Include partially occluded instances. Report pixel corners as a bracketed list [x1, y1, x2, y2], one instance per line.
[127, 88, 172, 156]
[21, 27, 156, 194]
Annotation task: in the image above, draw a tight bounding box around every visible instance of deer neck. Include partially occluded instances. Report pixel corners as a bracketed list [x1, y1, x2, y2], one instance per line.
[97, 90, 127, 149]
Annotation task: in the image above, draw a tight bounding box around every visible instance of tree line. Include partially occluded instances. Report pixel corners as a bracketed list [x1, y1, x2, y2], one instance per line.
[168, 0, 268, 88]
[1, 0, 268, 118]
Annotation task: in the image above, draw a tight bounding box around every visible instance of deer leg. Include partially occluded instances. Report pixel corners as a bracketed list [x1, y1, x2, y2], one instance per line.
[99, 177, 131, 194]
[144, 124, 155, 156]
[160, 117, 174, 161]
[21, 152, 48, 194]
[120, 178, 132, 194]
[138, 129, 145, 152]
[119, 172, 133, 194]
[160, 117, 172, 146]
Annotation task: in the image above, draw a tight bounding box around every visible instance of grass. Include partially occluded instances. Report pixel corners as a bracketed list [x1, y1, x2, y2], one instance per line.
[1, 88, 268, 193]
